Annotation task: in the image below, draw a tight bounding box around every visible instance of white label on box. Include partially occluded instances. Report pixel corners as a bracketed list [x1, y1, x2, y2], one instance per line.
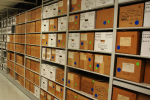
[41, 90, 44, 95]
[49, 81, 52, 87]
[42, 34, 46, 39]
[47, 95, 51, 99]
[117, 94, 129, 100]
[56, 85, 60, 92]
[120, 37, 131, 46]
[69, 15, 74, 22]
[52, 49, 56, 54]
[72, 0, 77, 4]
[50, 19, 54, 25]
[81, 34, 87, 41]
[95, 55, 103, 63]
[81, 0, 96, 10]
[58, 1, 63, 7]
[96, 0, 114, 7]
[80, 53, 86, 60]
[58, 34, 62, 40]
[68, 33, 80, 49]
[144, 1, 150, 27]
[68, 73, 73, 80]
[122, 63, 134, 73]
[68, 52, 74, 58]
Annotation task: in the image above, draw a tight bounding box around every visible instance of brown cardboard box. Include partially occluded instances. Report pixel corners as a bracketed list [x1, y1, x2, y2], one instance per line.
[68, 51, 80, 67]
[31, 22, 36, 32]
[47, 94, 54, 100]
[67, 89, 78, 100]
[26, 34, 31, 44]
[67, 72, 81, 90]
[70, 0, 81, 12]
[25, 80, 30, 90]
[40, 89, 47, 100]
[11, 53, 14, 61]
[15, 25, 18, 33]
[81, 76, 94, 95]
[30, 71, 34, 83]
[31, 46, 35, 57]
[96, 8, 114, 29]
[15, 64, 18, 72]
[31, 34, 36, 44]
[137, 93, 150, 100]
[21, 35, 25, 43]
[80, 52, 94, 71]
[27, 11, 32, 22]
[42, 34, 48, 46]
[20, 56, 24, 65]
[119, 3, 144, 28]
[144, 60, 150, 84]
[29, 83, 35, 93]
[18, 25, 22, 33]
[18, 35, 22, 43]
[31, 60, 36, 71]
[93, 81, 109, 100]
[77, 95, 90, 100]
[26, 23, 31, 33]
[31, 10, 36, 21]
[36, 8, 41, 20]
[35, 46, 40, 58]
[116, 31, 141, 55]
[80, 33, 94, 50]
[16, 55, 19, 64]
[15, 35, 18, 43]
[25, 69, 30, 80]
[58, 0, 67, 15]
[36, 20, 41, 32]
[48, 80, 56, 95]
[69, 14, 80, 30]
[46, 48, 51, 60]
[26, 45, 31, 55]
[116, 57, 145, 83]
[7, 43, 10, 50]
[55, 85, 63, 100]
[35, 62, 40, 73]
[22, 13, 25, 23]
[7, 52, 10, 60]
[49, 18, 58, 31]
[19, 15, 22, 24]
[51, 49, 56, 61]
[21, 24, 25, 33]
[36, 34, 41, 45]
[16, 16, 19, 24]
[34, 74, 39, 86]
[94, 54, 111, 75]
[56, 68, 64, 85]
[112, 87, 137, 100]
[57, 33, 66, 48]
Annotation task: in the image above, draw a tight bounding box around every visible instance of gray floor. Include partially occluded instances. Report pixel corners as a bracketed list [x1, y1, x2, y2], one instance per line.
[0, 73, 31, 100]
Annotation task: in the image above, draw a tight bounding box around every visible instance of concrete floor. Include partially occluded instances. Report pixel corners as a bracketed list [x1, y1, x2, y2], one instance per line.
[0, 73, 31, 100]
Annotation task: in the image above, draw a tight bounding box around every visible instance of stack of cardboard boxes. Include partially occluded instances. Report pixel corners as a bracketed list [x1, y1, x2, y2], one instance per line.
[15, 64, 24, 77]
[15, 44, 25, 53]
[26, 45, 40, 58]
[16, 54, 24, 66]
[15, 35, 25, 43]
[7, 52, 14, 61]
[26, 34, 40, 45]
[17, 74, 24, 87]
[7, 43, 14, 51]
[16, 13, 25, 24]
[26, 21, 41, 33]
[7, 60, 14, 70]
[15, 24, 25, 33]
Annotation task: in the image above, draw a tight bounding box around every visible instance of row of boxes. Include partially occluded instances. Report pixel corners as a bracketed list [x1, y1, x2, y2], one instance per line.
[26, 34, 40, 45]
[112, 87, 150, 100]
[15, 44, 25, 54]
[42, 33, 66, 47]
[42, 48, 66, 65]
[15, 35, 25, 43]
[16, 55, 24, 66]
[7, 60, 14, 70]
[26, 20, 41, 33]
[116, 57, 150, 84]
[26, 45, 40, 58]
[7, 52, 14, 61]
[7, 35, 14, 42]
[41, 77, 64, 100]
[25, 80, 40, 98]
[9, 70, 14, 78]
[67, 72, 109, 99]
[41, 64, 64, 84]
[27, 8, 41, 22]
[40, 89, 58, 100]
[17, 74, 24, 87]
[25, 69, 40, 86]
[7, 43, 14, 51]
[26, 58, 40, 73]
[68, 51, 111, 75]
[15, 64, 24, 77]
[16, 13, 26, 24]
[15, 24, 25, 33]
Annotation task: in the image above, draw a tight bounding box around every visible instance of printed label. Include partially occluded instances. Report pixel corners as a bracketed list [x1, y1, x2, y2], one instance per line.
[80, 53, 86, 60]
[52, 49, 56, 54]
[95, 55, 103, 63]
[81, 34, 87, 41]
[72, 0, 77, 4]
[49, 81, 52, 87]
[58, 1, 63, 7]
[41, 90, 44, 95]
[56, 85, 60, 92]
[47, 95, 51, 99]
[50, 19, 54, 25]
[120, 37, 131, 46]
[69, 15, 74, 22]
[58, 34, 62, 40]
[117, 94, 129, 100]
[42, 35, 46, 39]
[68, 52, 74, 58]
[68, 73, 73, 80]
[122, 63, 134, 73]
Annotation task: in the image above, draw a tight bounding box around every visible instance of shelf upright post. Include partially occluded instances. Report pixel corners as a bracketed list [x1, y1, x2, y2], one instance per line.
[108, 0, 118, 100]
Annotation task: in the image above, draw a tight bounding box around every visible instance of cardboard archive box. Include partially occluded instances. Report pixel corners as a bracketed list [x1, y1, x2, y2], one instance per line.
[34, 86, 40, 98]
[48, 80, 56, 95]
[36, 34, 41, 45]
[35, 46, 40, 58]
[55, 85, 63, 100]
[10, 53, 14, 61]
[96, 0, 114, 7]
[30, 71, 34, 83]
[56, 49, 66, 65]
[51, 49, 56, 62]
[77, 94, 90, 100]
[96, 8, 114, 29]
[116, 31, 142, 55]
[31, 46, 35, 57]
[31, 34, 36, 44]
[36, 20, 41, 32]
[26, 23, 31, 33]
[94, 54, 111, 75]
[35, 62, 40, 73]
[36, 8, 42, 20]
[144, 60, 150, 84]
[137, 93, 150, 100]
[50, 3, 58, 17]
[112, 87, 137, 100]
[69, 14, 80, 30]
[81, 76, 94, 95]
[42, 48, 46, 59]
[68, 51, 80, 67]
[119, 3, 144, 27]
[42, 20, 49, 32]
[67, 72, 81, 90]
[41, 77, 48, 91]
[40, 89, 47, 100]
[31, 60, 36, 71]
[47, 94, 55, 100]
[80, 52, 94, 71]
[25, 69, 30, 80]
[49, 18, 58, 31]
[49, 66, 57, 81]
[56, 68, 64, 85]
[26, 45, 31, 55]
[30, 22, 36, 32]
[58, 16, 67, 31]
[34, 74, 40, 86]
[21, 35, 25, 43]
[48, 33, 57, 47]
[31, 10, 36, 21]
[42, 34, 48, 46]
[80, 33, 94, 50]
[43, 5, 51, 18]
[25, 80, 30, 90]
[21, 24, 25, 33]
[46, 48, 51, 60]
[70, 0, 81, 12]
[67, 89, 78, 100]
[58, 0, 67, 15]
[93, 81, 109, 100]
[68, 33, 80, 49]
[26, 59, 31, 69]
[116, 57, 145, 83]
[26, 34, 31, 44]
[57, 33, 66, 47]
[80, 11, 96, 30]
[81, 0, 95, 10]
[27, 11, 32, 22]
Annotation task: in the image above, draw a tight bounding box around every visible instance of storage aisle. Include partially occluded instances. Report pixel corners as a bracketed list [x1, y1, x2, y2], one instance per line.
[0, 73, 31, 100]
